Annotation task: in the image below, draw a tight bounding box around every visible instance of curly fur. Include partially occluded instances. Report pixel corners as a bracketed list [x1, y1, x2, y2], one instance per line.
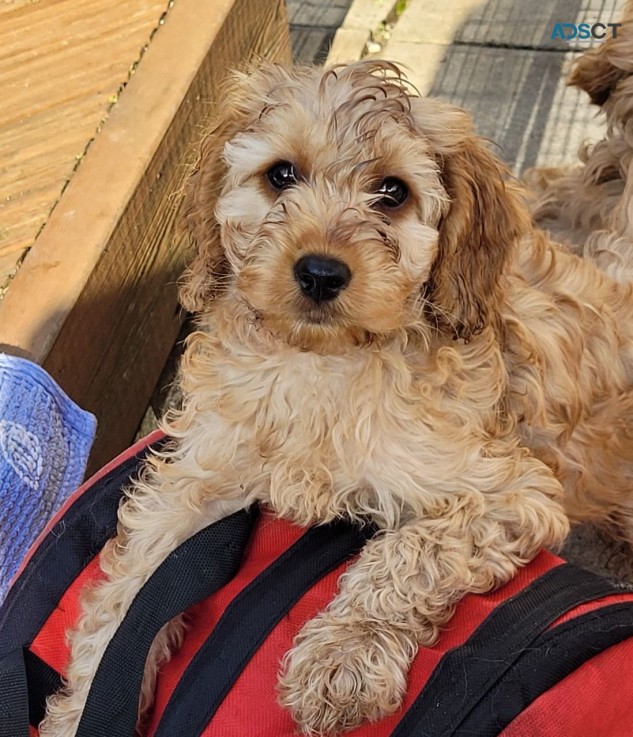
[526, 2, 633, 280]
[41, 59, 633, 736]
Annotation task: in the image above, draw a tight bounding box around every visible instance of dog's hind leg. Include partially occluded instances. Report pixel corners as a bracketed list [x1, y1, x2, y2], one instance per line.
[279, 453, 569, 735]
[39, 453, 246, 737]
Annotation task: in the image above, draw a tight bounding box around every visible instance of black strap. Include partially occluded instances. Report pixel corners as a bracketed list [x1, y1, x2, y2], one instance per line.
[0, 649, 29, 737]
[392, 563, 628, 737]
[0, 648, 63, 735]
[153, 520, 375, 737]
[0, 440, 165, 656]
[455, 601, 633, 736]
[0, 441, 163, 737]
[24, 650, 63, 729]
[74, 507, 258, 737]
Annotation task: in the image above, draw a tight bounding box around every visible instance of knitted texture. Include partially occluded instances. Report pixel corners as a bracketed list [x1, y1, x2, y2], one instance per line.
[0, 354, 96, 600]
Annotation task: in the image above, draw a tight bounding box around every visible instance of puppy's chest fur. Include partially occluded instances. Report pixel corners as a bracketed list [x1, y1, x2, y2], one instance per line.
[181, 325, 508, 527]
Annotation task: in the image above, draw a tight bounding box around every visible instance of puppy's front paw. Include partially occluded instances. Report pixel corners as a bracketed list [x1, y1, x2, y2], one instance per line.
[278, 613, 415, 735]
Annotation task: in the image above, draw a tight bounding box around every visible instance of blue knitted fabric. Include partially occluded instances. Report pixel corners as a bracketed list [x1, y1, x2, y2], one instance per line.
[0, 354, 96, 600]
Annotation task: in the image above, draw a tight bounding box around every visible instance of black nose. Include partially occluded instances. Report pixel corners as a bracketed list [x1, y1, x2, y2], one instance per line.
[293, 255, 351, 303]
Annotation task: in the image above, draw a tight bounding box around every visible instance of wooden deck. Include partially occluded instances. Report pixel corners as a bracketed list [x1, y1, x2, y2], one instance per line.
[287, 0, 353, 62]
[0, 0, 290, 471]
[0, 0, 172, 294]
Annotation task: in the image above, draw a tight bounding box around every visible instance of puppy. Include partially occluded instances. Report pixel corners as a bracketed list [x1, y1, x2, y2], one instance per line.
[526, 1, 633, 280]
[41, 60, 633, 736]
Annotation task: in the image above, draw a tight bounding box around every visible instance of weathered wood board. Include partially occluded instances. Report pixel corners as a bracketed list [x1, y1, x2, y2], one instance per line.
[0, 0, 170, 292]
[287, 0, 353, 62]
[0, 0, 291, 472]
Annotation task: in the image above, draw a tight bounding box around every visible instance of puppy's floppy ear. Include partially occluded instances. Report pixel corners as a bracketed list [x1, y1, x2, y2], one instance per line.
[569, 43, 626, 107]
[567, 6, 633, 106]
[179, 72, 254, 312]
[412, 99, 530, 340]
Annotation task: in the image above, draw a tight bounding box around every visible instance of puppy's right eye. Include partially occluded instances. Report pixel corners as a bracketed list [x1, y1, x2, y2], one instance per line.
[267, 161, 297, 191]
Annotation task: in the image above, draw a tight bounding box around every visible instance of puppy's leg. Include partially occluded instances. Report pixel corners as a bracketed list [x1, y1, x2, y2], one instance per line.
[279, 456, 569, 735]
[39, 458, 245, 737]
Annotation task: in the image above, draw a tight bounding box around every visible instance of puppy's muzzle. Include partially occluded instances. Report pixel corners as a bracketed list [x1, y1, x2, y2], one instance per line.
[294, 255, 351, 303]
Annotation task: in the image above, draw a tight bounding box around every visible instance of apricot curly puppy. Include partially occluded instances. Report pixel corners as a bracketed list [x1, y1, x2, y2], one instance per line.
[526, 1, 633, 278]
[41, 60, 633, 736]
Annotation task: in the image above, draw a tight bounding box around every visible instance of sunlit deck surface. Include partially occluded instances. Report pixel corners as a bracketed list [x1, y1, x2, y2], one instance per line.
[0, 0, 171, 294]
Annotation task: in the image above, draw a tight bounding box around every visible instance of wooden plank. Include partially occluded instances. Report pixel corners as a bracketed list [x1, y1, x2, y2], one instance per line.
[385, 0, 621, 50]
[288, 0, 354, 62]
[371, 0, 623, 172]
[0, 0, 290, 473]
[291, 26, 338, 62]
[454, 0, 621, 50]
[427, 44, 607, 173]
[327, 0, 396, 64]
[286, 0, 351, 27]
[327, 27, 370, 63]
[0, 0, 169, 290]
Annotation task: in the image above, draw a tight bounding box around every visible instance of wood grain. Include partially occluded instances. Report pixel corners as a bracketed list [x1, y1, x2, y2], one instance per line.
[0, 0, 170, 291]
[0, 0, 291, 472]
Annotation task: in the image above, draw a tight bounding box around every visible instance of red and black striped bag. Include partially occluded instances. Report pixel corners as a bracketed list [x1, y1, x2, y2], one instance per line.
[2, 432, 633, 737]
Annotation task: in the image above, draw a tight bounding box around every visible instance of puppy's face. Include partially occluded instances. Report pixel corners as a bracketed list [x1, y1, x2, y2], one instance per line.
[220, 66, 445, 348]
[182, 61, 529, 350]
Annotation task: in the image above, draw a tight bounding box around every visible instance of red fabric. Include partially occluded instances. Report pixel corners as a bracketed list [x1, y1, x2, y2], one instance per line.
[500, 637, 633, 737]
[147, 510, 356, 736]
[20, 441, 633, 736]
[21, 433, 163, 677]
[146, 510, 315, 734]
[30, 557, 104, 674]
[189, 550, 563, 737]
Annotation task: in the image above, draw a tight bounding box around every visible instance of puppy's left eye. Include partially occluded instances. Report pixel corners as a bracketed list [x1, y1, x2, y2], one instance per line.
[375, 178, 408, 208]
[267, 161, 298, 191]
